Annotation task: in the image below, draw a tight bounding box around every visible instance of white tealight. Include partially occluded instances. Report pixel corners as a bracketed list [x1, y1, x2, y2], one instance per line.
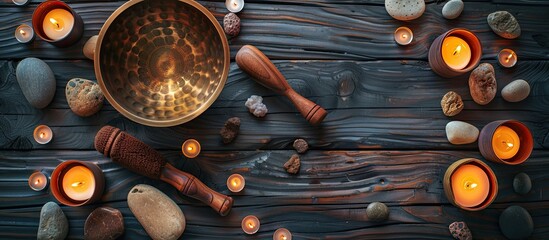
[226, 0, 244, 13]
[15, 24, 35, 44]
[13, 0, 30, 6]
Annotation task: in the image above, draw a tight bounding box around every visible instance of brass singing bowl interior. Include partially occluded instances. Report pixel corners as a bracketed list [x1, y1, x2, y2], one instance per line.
[95, 0, 229, 127]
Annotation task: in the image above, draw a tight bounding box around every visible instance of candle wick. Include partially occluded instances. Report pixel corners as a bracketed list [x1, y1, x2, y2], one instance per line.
[71, 181, 84, 187]
[453, 45, 462, 56]
[40, 132, 45, 138]
[233, 1, 237, 6]
[35, 179, 40, 184]
[248, 222, 254, 228]
[20, 29, 26, 36]
[402, 34, 407, 39]
[503, 141, 514, 148]
[505, 53, 513, 62]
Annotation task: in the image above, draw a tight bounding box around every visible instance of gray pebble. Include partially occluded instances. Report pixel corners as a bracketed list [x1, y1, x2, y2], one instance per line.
[502, 79, 530, 103]
[487, 11, 521, 39]
[366, 202, 389, 221]
[442, 0, 464, 20]
[37, 202, 69, 240]
[513, 172, 532, 195]
[16, 58, 56, 109]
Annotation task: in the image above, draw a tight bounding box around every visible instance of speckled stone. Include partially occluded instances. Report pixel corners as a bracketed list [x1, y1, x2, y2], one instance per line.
[66, 78, 104, 117]
[513, 172, 532, 195]
[441, 91, 464, 117]
[293, 139, 309, 153]
[366, 202, 389, 222]
[83, 35, 98, 60]
[84, 207, 124, 240]
[37, 202, 69, 240]
[442, 0, 464, 20]
[223, 13, 240, 36]
[469, 63, 496, 105]
[284, 154, 301, 174]
[502, 79, 530, 103]
[16, 58, 56, 109]
[445, 121, 479, 145]
[449, 221, 472, 240]
[487, 11, 521, 39]
[385, 0, 425, 21]
[499, 205, 533, 239]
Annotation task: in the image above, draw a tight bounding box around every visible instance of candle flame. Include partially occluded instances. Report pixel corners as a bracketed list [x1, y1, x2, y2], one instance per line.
[465, 181, 477, 189]
[453, 45, 462, 56]
[247, 222, 254, 228]
[402, 34, 407, 39]
[71, 181, 84, 187]
[505, 52, 514, 63]
[187, 146, 193, 151]
[40, 132, 45, 139]
[503, 141, 514, 148]
[281, 235, 287, 240]
[35, 179, 40, 184]
[20, 29, 26, 36]
[233, 1, 238, 6]
[49, 18, 60, 29]
[232, 179, 239, 187]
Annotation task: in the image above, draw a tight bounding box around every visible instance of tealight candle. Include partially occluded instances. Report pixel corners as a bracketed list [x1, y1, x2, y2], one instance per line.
[51, 160, 105, 206]
[43, 9, 74, 40]
[241, 215, 260, 234]
[15, 24, 35, 44]
[498, 49, 517, 68]
[61, 165, 95, 201]
[227, 173, 245, 193]
[29, 171, 48, 191]
[273, 228, 292, 240]
[441, 36, 471, 70]
[32, 0, 84, 47]
[182, 139, 201, 158]
[33, 125, 53, 144]
[12, 0, 30, 6]
[451, 164, 490, 208]
[394, 27, 413, 46]
[492, 126, 520, 160]
[226, 0, 244, 13]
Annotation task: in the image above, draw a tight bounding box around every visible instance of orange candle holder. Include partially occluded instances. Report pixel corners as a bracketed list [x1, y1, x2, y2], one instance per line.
[51, 160, 105, 206]
[443, 158, 498, 211]
[32, 0, 84, 47]
[428, 28, 482, 78]
[479, 120, 533, 165]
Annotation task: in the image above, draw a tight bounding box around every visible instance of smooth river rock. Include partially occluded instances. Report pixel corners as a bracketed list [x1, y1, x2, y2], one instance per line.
[83, 35, 98, 60]
[513, 172, 532, 195]
[469, 63, 496, 105]
[385, 0, 425, 21]
[15, 58, 56, 109]
[366, 202, 389, 222]
[66, 78, 104, 117]
[487, 11, 521, 39]
[446, 121, 479, 145]
[502, 79, 530, 102]
[37, 202, 69, 240]
[84, 207, 125, 240]
[499, 205, 533, 239]
[128, 184, 185, 240]
[442, 0, 464, 20]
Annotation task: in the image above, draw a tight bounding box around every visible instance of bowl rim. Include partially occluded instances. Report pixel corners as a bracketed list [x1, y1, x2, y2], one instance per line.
[94, 0, 230, 127]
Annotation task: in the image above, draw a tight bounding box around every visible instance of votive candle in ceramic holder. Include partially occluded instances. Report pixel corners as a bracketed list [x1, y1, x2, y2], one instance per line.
[273, 228, 292, 240]
[394, 27, 413, 46]
[498, 49, 517, 68]
[51, 160, 105, 206]
[33, 125, 53, 144]
[32, 0, 84, 47]
[15, 24, 35, 44]
[241, 215, 260, 234]
[29, 171, 49, 191]
[428, 28, 482, 78]
[478, 120, 533, 165]
[443, 158, 498, 211]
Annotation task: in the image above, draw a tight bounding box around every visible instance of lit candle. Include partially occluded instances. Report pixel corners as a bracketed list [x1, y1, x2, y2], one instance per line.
[15, 24, 35, 44]
[42, 9, 75, 40]
[12, 0, 29, 6]
[441, 36, 471, 70]
[182, 139, 201, 158]
[227, 173, 245, 193]
[61, 165, 96, 201]
[29, 171, 48, 191]
[498, 49, 517, 68]
[492, 126, 520, 160]
[451, 164, 490, 208]
[241, 215, 260, 234]
[273, 228, 292, 240]
[394, 27, 413, 46]
[33, 125, 53, 144]
[226, 0, 244, 13]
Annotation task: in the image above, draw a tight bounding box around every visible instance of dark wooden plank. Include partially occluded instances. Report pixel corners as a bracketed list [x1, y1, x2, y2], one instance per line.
[0, 150, 548, 239]
[0, 2, 547, 60]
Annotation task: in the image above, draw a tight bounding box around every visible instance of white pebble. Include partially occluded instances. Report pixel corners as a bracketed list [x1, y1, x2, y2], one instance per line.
[245, 95, 268, 117]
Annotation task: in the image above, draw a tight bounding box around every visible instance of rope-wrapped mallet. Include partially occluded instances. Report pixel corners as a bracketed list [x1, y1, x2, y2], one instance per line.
[94, 126, 233, 216]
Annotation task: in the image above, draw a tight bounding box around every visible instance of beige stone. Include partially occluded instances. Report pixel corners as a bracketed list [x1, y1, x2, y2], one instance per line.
[446, 121, 479, 145]
[502, 79, 530, 102]
[83, 35, 98, 60]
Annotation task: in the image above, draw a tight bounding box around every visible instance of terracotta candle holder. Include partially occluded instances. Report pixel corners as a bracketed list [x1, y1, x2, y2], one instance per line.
[479, 120, 533, 165]
[443, 158, 498, 211]
[428, 28, 482, 78]
[32, 0, 83, 47]
[51, 160, 105, 206]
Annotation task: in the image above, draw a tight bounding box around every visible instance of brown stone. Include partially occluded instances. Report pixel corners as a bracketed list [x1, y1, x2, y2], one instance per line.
[449, 221, 472, 240]
[284, 154, 301, 174]
[293, 139, 309, 153]
[223, 13, 240, 36]
[469, 63, 496, 105]
[220, 117, 241, 144]
[487, 11, 521, 39]
[84, 207, 124, 240]
[441, 91, 464, 117]
[66, 78, 104, 117]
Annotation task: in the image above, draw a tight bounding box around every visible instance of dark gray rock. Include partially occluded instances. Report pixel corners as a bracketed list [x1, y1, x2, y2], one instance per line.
[223, 13, 240, 36]
[37, 202, 69, 240]
[449, 221, 472, 240]
[442, 0, 464, 20]
[84, 207, 125, 240]
[499, 205, 533, 240]
[366, 202, 389, 221]
[220, 117, 240, 144]
[16, 58, 56, 109]
[487, 11, 521, 39]
[469, 63, 496, 105]
[513, 172, 532, 195]
[66, 78, 104, 117]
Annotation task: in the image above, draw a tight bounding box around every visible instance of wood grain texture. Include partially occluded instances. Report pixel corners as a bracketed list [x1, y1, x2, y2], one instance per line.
[1, 150, 549, 239]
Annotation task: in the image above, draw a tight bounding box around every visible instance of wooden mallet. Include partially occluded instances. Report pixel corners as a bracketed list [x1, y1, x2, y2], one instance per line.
[236, 45, 327, 125]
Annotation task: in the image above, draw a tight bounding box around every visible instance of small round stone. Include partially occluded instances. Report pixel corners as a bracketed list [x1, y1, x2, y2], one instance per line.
[502, 79, 530, 103]
[487, 11, 521, 39]
[445, 121, 479, 145]
[366, 202, 389, 222]
[513, 172, 532, 195]
[499, 205, 533, 239]
[83, 35, 98, 60]
[223, 13, 240, 36]
[293, 139, 309, 153]
[442, 0, 464, 20]
[441, 91, 464, 117]
[385, 0, 425, 21]
[66, 78, 104, 117]
[84, 207, 125, 240]
[38, 202, 69, 240]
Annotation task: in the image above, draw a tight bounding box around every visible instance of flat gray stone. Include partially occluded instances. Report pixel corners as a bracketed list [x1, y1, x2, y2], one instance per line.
[66, 78, 104, 117]
[502, 79, 530, 103]
[442, 0, 464, 20]
[16, 58, 56, 109]
[37, 202, 69, 240]
[513, 172, 532, 195]
[446, 121, 479, 145]
[385, 0, 425, 21]
[499, 205, 533, 239]
[487, 11, 521, 39]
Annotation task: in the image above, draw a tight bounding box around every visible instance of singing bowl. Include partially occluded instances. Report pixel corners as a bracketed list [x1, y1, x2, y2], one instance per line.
[95, 0, 229, 127]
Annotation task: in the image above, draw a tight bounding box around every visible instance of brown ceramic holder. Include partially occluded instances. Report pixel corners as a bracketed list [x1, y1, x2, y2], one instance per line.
[478, 120, 533, 165]
[51, 160, 105, 206]
[428, 28, 482, 78]
[32, 0, 83, 47]
[443, 158, 498, 211]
